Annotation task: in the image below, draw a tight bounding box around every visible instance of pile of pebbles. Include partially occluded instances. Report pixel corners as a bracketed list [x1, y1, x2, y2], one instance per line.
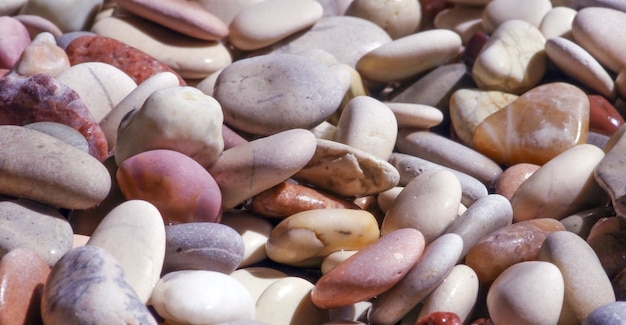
[2, 0, 626, 324]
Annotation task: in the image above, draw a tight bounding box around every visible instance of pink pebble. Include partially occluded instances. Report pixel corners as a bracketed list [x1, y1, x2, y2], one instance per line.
[0, 16, 31, 69]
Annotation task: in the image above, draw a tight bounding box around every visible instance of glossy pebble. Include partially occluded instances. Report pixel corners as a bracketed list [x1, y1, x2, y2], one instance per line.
[117, 149, 222, 224]
[41, 246, 156, 325]
[13, 32, 69, 77]
[151, 270, 255, 324]
[588, 95, 624, 137]
[572, 7, 626, 73]
[481, 0, 552, 33]
[86, 200, 165, 303]
[256, 277, 329, 324]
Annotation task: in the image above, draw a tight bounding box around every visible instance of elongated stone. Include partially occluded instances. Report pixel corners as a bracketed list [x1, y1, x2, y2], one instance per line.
[472, 82, 589, 166]
[572, 7, 626, 73]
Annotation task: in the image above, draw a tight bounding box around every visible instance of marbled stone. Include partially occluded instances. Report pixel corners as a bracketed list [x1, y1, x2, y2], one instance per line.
[311, 228, 425, 309]
[472, 82, 590, 166]
[220, 210, 273, 267]
[116, 149, 222, 224]
[417, 265, 479, 323]
[265, 209, 380, 267]
[494, 163, 540, 200]
[163, 222, 244, 274]
[256, 277, 329, 324]
[41, 246, 157, 325]
[18, 0, 102, 32]
[0, 16, 30, 69]
[572, 7, 626, 73]
[13, 32, 69, 77]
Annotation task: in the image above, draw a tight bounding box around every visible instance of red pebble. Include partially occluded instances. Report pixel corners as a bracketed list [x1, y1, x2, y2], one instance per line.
[415, 312, 463, 325]
[588, 94, 625, 136]
[462, 32, 490, 67]
[65, 35, 186, 85]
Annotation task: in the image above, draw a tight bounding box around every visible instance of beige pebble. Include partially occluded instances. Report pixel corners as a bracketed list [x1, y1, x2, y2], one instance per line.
[539, 6, 576, 40]
[19, 0, 102, 32]
[356, 29, 461, 83]
[487, 261, 564, 325]
[256, 277, 329, 324]
[231, 267, 287, 302]
[447, 0, 490, 5]
[377, 186, 403, 214]
[572, 7, 626, 73]
[384, 102, 444, 129]
[321, 250, 358, 274]
[56, 62, 137, 123]
[482, 0, 553, 34]
[13, 32, 69, 77]
[511, 144, 607, 222]
[309, 121, 337, 140]
[220, 210, 273, 267]
[382, 169, 462, 244]
[0, 0, 26, 16]
[494, 163, 540, 200]
[197, 0, 263, 26]
[72, 234, 90, 248]
[265, 209, 380, 267]
[334, 96, 397, 160]
[472, 19, 547, 94]
[294, 139, 400, 197]
[229, 0, 323, 51]
[434, 5, 485, 44]
[539, 231, 616, 324]
[344, 0, 421, 39]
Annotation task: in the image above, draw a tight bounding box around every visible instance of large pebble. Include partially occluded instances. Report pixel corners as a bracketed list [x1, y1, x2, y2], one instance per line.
[265, 209, 380, 267]
[481, 0, 552, 33]
[293, 139, 400, 197]
[214, 53, 343, 136]
[572, 7, 626, 73]
[369, 233, 463, 325]
[0, 125, 110, 209]
[116, 149, 222, 224]
[256, 277, 329, 325]
[494, 163, 540, 200]
[434, 6, 484, 44]
[86, 200, 165, 303]
[382, 169, 462, 244]
[13, 32, 69, 77]
[221, 211, 273, 267]
[311, 228, 425, 309]
[0, 16, 30, 69]
[356, 29, 461, 83]
[511, 144, 606, 222]
[229, 0, 323, 50]
[539, 6, 577, 39]
[230, 267, 287, 302]
[472, 19, 547, 94]
[163, 222, 244, 274]
[24, 121, 90, 154]
[472, 82, 590, 166]
[151, 270, 255, 324]
[487, 261, 564, 325]
[41, 245, 156, 325]
[539, 231, 616, 324]
[115, 86, 224, 168]
[209, 129, 317, 210]
[19, 0, 101, 32]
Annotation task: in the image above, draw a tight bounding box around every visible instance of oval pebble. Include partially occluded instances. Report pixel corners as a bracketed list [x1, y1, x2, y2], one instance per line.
[320, 250, 358, 274]
[494, 163, 540, 200]
[230, 267, 288, 302]
[539, 6, 577, 40]
[256, 277, 329, 325]
[434, 6, 484, 44]
[151, 270, 255, 325]
[19, 0, 102, 32]
[384, 102, 444, 129]
[24, 121, 89, 154]
[481, 0, 552, 33]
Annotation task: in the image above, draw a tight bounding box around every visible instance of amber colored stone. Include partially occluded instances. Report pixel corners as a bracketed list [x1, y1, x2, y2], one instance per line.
[588, 94, 625, 137]
[415, 312, 463, 325]
[464, 218, 565, 286]
[494, 163, 540, 200]
[246, 181, 359, 218]
[65, 35, 185, 85]
[0, 248, 50, 325]
[472, 82, 589, 166]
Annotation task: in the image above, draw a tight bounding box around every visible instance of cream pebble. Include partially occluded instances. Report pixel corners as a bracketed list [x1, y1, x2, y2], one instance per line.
[539, 6, 577, 40]
[434, 6, 484, 44]
[384, 102, 444, 129]
[487, 261, 565, 325]
[572, 7, 626, 73]
[256, 277, 329, 325]
[151, 270, 255, 324]
[231, 267, 287, 302]
[12, 32, 69, 77]
[334, 96, 397, 160]
[560, 207, 615, 238]
[197, 0, 263, 26]
[220, 210, 273, 267]
[229, 0, 323, 51]
[482, 0, 552, 33]
[86, 200, 165, 304]
[19, 0, 102, 32]
[114, 86, 224, 168]
[382, 169, 462, 244]
[345, 0, 421, 39]
[356, 29, 462, 83]
[265, 209, 380, 267]
[321, 250, 358, 274]
[472, 19, 547, 94]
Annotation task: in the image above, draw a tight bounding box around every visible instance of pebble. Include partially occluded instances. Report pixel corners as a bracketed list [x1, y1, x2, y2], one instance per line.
[151, 270, 255, 324]
[351, 2, 419, 38]
[19, 0, 102, 32]
[0, 248, 49, 325]
[163, 222, 244, 274]
[265, 208, 380, 267]
[229, 0, 323, 51]
[369, 233, 464, 325]
[382, 169, 462, 244]
[197, 0, 264, 26]
[293, 139, 400, 197]
[472, 19, 547, 95]
[0, 16, 30, 69]
[311, 228, 425, 309]
[487, 261, 564, 325]
[24, 121, 90, 153]
[116, 149, 222, 224]
[231, 266, 287, 303]
[583, 301, 626, 325]
[572, 7, 626, 73]
[481, 0, 552, 33]
[334, 96, 397, 160]
[220, 210, 273, 267]
[209, 129, 317, 210]
[86, 200, 166, 304]
[472, 82, 590, 166]
[594, 130, 626, 219]
[256, 276, 329, 325]
[434, 6, 484, 44]
[321, 250, 358, 274]
[511, 144, 607, 222]
[588, 95, 624, 137]
[586, 216, 626, 278]
[415, 312, 463, 325]
[41, 245, 156, 325]
[465, 218, 565, 285]
[560, 207, 615, 238]
[539, 231, 616, 324]
[0, 0, 26, 16]
[539, 6, 577, 40]
[12, 31, 69, 77]
[494, 163, 540, 200]
[214, 53, 343, 136]
[356, 29, 462, 83]
[114, 0, 229, 41]
[115, 86, 224, 168]
[384, 102, 444, 129]
[13, 14, 63, 38]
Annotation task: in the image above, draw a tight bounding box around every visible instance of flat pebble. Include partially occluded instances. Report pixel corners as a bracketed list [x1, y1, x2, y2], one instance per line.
[539, 6, 577, 39]
[487, 261, 564, 325]
[151, 270, 255, 324]
[311, 228, 425, 309]
[572, 7, 626, 73]
[41, 245, 156, 325]
[163, 222, 244, 274]
[481, 0, 552, 33]
[256, 277, 329, 325]
[583, 301, 626, 325]
[265, 209, 380, 267]
[220, 210, 273, 267]
[86, 200, 166, 303]
[116, 149, 222, 224]
[539, 231, 616, 324]
[19, 0, 102, 32]
[13, 32, 69, 77]
[214, 53, 343, 136]
[0, 16, 30, 69]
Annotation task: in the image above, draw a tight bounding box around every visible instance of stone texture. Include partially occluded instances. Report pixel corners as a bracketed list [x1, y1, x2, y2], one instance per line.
[18, 0, 102, 33]
[220, 211, 273, 267]
[494, 163, 540, 200]
[24, 121, 89, 154]
[256, 277, 329, 324]
[583, 301, 626, 325]
[588, 95, 624, 137]
[572, 7, 626, 73]
[0, 16, 30, 69]
[13, 32, 69, 77]
[481, 0, 552, 33]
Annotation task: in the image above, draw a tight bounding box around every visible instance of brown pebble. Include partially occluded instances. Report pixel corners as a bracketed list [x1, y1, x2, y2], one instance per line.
[494, 163, 540, 200]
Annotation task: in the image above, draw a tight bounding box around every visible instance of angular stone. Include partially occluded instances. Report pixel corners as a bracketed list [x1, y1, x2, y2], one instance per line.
[572, 7, 626, 73]
[592, 132, 626, 219]
[472, 82, 589, 166]
[13, 32, 69, 77]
